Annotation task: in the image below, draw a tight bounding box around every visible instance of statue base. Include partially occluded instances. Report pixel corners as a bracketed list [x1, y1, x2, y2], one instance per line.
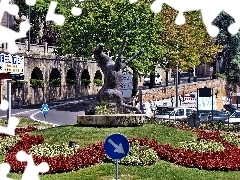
[77, 114, 146, 127]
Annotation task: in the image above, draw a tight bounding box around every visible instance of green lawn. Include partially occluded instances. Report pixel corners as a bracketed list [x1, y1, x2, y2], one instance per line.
[1, 121, 240, 179]
[0, 117, 53, 128]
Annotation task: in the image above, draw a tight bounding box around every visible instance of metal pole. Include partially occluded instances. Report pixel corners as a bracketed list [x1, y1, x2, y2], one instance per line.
[175, 63, 179, 107]
[28, 6, 31, 51]
[44, 114, 46, 121]
[115, 160, 119, 180]
[211, 88, 214, 122]
[196, 89, 198, 114]
[6, 80, 11, 124]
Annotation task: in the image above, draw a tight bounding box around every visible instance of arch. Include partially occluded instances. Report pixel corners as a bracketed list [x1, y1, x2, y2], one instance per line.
[49, 68, 61, 85]
[49, 68, 61, 79]
[81, 69, 91, 85]
[31, 67, 43, 80]
[66, 68, 76, 84]
[94, 70, 102, 80]
[81, 69, 90, 80]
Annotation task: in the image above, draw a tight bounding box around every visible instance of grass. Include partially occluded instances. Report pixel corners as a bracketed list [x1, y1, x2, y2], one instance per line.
[1, 121, 240, 179]
[0, 117, 53, 128]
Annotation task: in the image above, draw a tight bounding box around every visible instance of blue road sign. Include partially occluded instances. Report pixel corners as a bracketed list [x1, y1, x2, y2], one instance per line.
[104, 133, 130, 160]
[41, 103, 49, 115]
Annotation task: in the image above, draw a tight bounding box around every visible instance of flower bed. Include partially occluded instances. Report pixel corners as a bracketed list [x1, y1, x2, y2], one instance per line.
[5, 129, 240, 174]
[0, 126, 38, 139]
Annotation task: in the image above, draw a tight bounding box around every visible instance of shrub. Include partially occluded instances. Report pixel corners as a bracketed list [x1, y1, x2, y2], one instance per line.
[179, 139, 225, 152]
[94, 79, 103, 86]
[221, 133, 240, 147]
[0, 135, 21, 155]
[95, 103, 116, 114]
[108, 141, 158, 166]
[30, 79, 44, 86]
[29, 143, 76, 157]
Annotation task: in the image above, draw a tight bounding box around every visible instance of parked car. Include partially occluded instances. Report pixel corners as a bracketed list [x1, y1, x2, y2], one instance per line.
[198, 113, 208, 122]
[155, 107, 196, 120]
[223, 104, 237, 114]
[226, 110, 240, 123]
[143, 74, 163, 86]
[208, 110, 229, 122]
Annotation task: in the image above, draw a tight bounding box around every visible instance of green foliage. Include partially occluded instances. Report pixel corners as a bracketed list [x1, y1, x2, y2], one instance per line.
[30, 79, 44, 86]
[94, 79, 103, 86]
[95, 103, 116, 114]
[66, 78, 76, 84]
[55, 0, 166, 76]
[221, 133, 240, 147]
[179, 139, 225, 152]
[12, 80, 26, 86]
[113, 141, 158, 166]
[216, 71, 227, 79]
[81, 79, 91, 85]
[29, 143, 75, 157]
[49, 78, 61, 85]
[0, 136, 21, 155]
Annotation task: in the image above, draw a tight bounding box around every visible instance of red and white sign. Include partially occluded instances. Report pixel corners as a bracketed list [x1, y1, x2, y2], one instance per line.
[180, 94, 196, 107]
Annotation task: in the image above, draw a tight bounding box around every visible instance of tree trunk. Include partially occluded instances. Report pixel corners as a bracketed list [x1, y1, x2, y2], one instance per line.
[165, 70, 169, 87]
[212, 62, 217, 79]
[131, 67, 138, 97]
[149, 73, 156, 89]
[188, 70, 191, 83]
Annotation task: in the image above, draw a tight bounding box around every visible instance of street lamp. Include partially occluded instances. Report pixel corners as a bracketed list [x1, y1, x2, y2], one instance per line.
[175, 44, 179, 107]
[28, 6, 31, 52]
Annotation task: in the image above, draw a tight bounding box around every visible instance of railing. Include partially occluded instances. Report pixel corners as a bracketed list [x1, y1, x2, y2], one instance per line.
[0, 41, 57, 56]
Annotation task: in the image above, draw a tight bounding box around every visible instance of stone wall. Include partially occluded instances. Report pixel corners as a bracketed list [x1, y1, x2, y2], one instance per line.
[141, 79, 227, 103]
[0, 56, 103, 105]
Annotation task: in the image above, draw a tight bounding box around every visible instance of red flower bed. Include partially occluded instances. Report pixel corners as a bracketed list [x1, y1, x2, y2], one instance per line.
[5, 130, 240, 174]
[0, 126, 38, 139]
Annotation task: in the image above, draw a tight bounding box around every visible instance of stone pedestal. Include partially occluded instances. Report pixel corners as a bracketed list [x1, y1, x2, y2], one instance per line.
[77, 114, 146, 127]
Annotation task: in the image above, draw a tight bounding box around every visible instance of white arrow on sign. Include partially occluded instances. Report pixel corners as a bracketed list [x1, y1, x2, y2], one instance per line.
[108, 139, 125, 154]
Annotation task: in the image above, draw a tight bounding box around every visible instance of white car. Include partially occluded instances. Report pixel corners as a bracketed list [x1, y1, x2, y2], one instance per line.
[155, 107, 197, 120]
[143, 74, 163, 86]
[226, 110, 240, 123]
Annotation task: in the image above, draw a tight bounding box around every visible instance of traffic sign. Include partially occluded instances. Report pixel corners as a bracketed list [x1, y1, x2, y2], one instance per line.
[104, 133, 130, 160]
[0, 53, 24, 74]
[41, 104, 49, 115]
[0, 73, 11, 79]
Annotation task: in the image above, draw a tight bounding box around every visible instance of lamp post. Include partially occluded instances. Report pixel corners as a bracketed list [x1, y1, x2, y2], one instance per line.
[175, 44, 179, 107]
[28, 6, 31, 52]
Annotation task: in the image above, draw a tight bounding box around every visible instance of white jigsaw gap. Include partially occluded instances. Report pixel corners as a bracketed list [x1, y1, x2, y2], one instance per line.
[0, 0, 30, 53]
[25, 0, 37, 6]
[46, 1, 65, 26]
[0, 99, 9, 111]
[71, 6, 82, 16]
[16, 151, 49, 180]
[140, 0, 240, 37]
[0, 163, 13, 180]
[0, 116, 19, 136]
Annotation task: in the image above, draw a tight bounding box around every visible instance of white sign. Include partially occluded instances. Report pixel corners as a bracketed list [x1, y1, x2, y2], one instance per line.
[121, 74, 132, 98]
[0, 53, 24, 74]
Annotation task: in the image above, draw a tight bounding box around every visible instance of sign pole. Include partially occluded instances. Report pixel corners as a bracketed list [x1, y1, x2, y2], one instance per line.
[44, 114, 46, 121]
[6, 79, 11, 124]
[115, 160, 119, 180]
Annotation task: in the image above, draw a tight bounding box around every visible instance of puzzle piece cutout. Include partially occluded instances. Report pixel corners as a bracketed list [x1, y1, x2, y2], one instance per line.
[0, 163, 13, 180]
[131, 0, 240, 37]
[0, 0, 30, 54]
[46, 1, 83, 26]
[0, 100, 19, 136]
[16, 151, 49, 180]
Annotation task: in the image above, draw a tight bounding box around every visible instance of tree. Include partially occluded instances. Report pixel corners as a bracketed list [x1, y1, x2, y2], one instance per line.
[55, 0, 166, 91]
[213, 11, 240, 82]
[159, 4, 222, 84]
[13, 0, 67, 45]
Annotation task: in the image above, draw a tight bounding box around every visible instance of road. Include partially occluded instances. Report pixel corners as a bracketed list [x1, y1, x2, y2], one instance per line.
[0, 95, 96, 126]
[0, 77, 209, 126]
